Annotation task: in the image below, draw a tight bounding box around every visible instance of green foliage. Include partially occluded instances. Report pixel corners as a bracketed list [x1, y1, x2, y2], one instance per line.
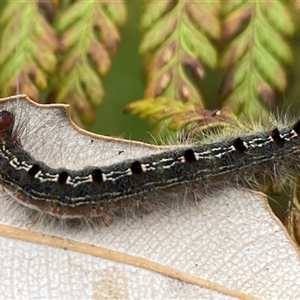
[139, 0, 219, 104]
[54, 1, 126, 123]
[124, 97, 237, 136]
[220, 1, 294, 118]
[0, 0, 126, 124]
[0, 1, 57, 99]
[0, 0, 298, 134]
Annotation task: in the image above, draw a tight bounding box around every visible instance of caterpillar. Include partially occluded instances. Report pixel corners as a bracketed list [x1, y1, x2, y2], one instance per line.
[0, 95, 298, 220]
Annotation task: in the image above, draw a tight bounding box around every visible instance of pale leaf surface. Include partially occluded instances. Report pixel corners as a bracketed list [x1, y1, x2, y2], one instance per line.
[0, 96, 299, 299]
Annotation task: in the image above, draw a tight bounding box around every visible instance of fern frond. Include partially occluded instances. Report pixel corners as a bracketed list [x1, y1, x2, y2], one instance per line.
[54, 1, 126, 123]
[220, 1, 294, 119]
[124, 97, 196, 124]
[0, 1, 58, 100]
[132, 0, 220, 127]
[124, 97, 236, 137]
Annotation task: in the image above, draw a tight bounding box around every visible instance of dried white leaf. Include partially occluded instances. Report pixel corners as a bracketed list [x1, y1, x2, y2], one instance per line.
[0, 96, 299, 299]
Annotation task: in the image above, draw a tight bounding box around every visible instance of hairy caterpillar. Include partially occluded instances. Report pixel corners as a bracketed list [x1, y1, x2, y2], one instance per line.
[0, 95, 297, 221]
